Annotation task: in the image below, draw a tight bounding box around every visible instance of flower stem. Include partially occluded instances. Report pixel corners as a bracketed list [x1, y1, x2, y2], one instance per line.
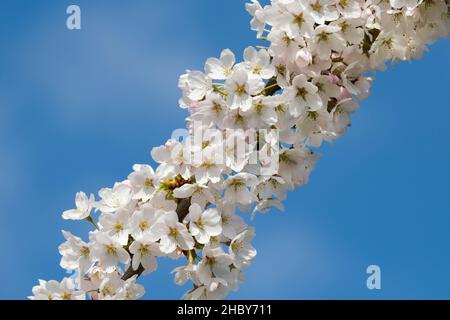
[86, 216, 99, 230]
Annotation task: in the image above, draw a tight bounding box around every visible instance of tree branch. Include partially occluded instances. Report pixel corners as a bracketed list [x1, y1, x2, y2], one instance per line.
[263, 77, 280, 96]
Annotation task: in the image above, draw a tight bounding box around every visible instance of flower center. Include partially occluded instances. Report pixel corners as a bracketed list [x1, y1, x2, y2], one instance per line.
[202, 161, 216, 169]
[253, 65, 262, 74]
[310, 1, 322, 12]
[232, 241, 244, 252]
[275, 104, 286, 113]
[81, 246, 90, 257]
[144, 178, 154, 188]
[307, 111, 319, 121]
[276, 64, 286, 75]
[229, 180, 245, 191]
[254, 100, 264, 113]
[206, 256, 216, 266]
[339, 0, 349, 8]
[382, 38, 393, 49]
[139, 221, 149, 231]
[282, 35, 292, 46]
[195, 220, 205, 230]
[235, 85, 246, 95]
[139, 244, 149, 254]
[293, 13, 305, 27]
[213, 101, 222, 113]
[202, 141, 210, 149]
[339, 21, 349, 33]
[297, 87, 308, 99]
[316, 82, 325, 92]
[169, 227, 179, 237]
[106, 244, 117, 255]
[62, 292, 71, 300]
[102, 286, 113, 296]
[318, 32, 329, 42]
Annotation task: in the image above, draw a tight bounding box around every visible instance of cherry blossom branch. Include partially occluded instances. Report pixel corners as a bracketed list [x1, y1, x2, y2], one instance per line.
[30, 0, 450, 301]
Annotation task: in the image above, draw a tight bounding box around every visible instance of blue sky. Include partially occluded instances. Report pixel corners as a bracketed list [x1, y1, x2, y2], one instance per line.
[0, 0, 449, 300]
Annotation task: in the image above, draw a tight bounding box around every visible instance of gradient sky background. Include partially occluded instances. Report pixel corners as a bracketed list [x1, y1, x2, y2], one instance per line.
[0, 0, 449, 300]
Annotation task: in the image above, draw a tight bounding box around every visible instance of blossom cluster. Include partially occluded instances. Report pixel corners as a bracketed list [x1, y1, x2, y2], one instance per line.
[31, 0, 449, 300]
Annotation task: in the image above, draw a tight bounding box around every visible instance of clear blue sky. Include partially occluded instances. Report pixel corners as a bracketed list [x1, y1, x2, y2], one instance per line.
[0, 0, 449, 300]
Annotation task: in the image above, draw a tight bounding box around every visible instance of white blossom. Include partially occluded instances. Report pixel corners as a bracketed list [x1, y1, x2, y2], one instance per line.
[173, 183, 215, 208]
[224, 173, 259, 206]
[96, 183, 133, 213]
[29, 278, 85, 300]
[129, 235, 162, 274]
[311, 24, 346, 60]
[98, 272, 144, 300]
[92, 233, 130, 270]
[230, 228, 257, 268]
[62, 192, 94, 220]
[305, 0, 339, 25]
[246, 0, 266, 38]
[198, 247, 234, 289]
[150, 211, 195, 253]
[242, 47, 275, 79]
[220, 204, 246, 240]
[225, 68, 265, 111]
[128, 164, 157, 202]
[186, 203, 222, 244]
[337, 0, 362, 18]
[286, 74, 323, 117]
[98, 209, 132, 245]
[58, 231, 91, 272]
[181, 71, 212, 102]
[205, 49, 236, 80]
[130, 205, 163, 239]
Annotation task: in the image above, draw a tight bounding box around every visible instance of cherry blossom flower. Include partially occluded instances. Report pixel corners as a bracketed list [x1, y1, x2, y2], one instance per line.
[182, 71, 212, 102]
[92, 233, 130, 270]
[242, 47, 275, 79]
[311, 24, 346, 59]
[305, 0, 339, 25]
[230, 228, 257, 268]
[29, 278, 85, 300]
[185, 203, 222, 244]
[129, 235, 162, 274]
[98, 209, 132, 245]
[205, 49, 236, 80]
[130, 205, 163, 239]
[58, 231, 91, 272]
[271, 0, 315, 38]
[96, 183, 133, 213]
[97, 273, 144, 300]
[128, 164, 158, 202]
[337, 0, 362, 18]
[220, 204, 246, 240]
[225, 68, 265, 111]
[331, 18, 365, 45]
[173, 183, 215, 208]
[286, 74, 323, 117]
[62, 191, 94, 220]
[224, 173, 259, 206]
[198, 247, 234, 289]
[191, 93, 228, 127]
[246, 0, 266, 38]
[150, 211, 195, 253]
